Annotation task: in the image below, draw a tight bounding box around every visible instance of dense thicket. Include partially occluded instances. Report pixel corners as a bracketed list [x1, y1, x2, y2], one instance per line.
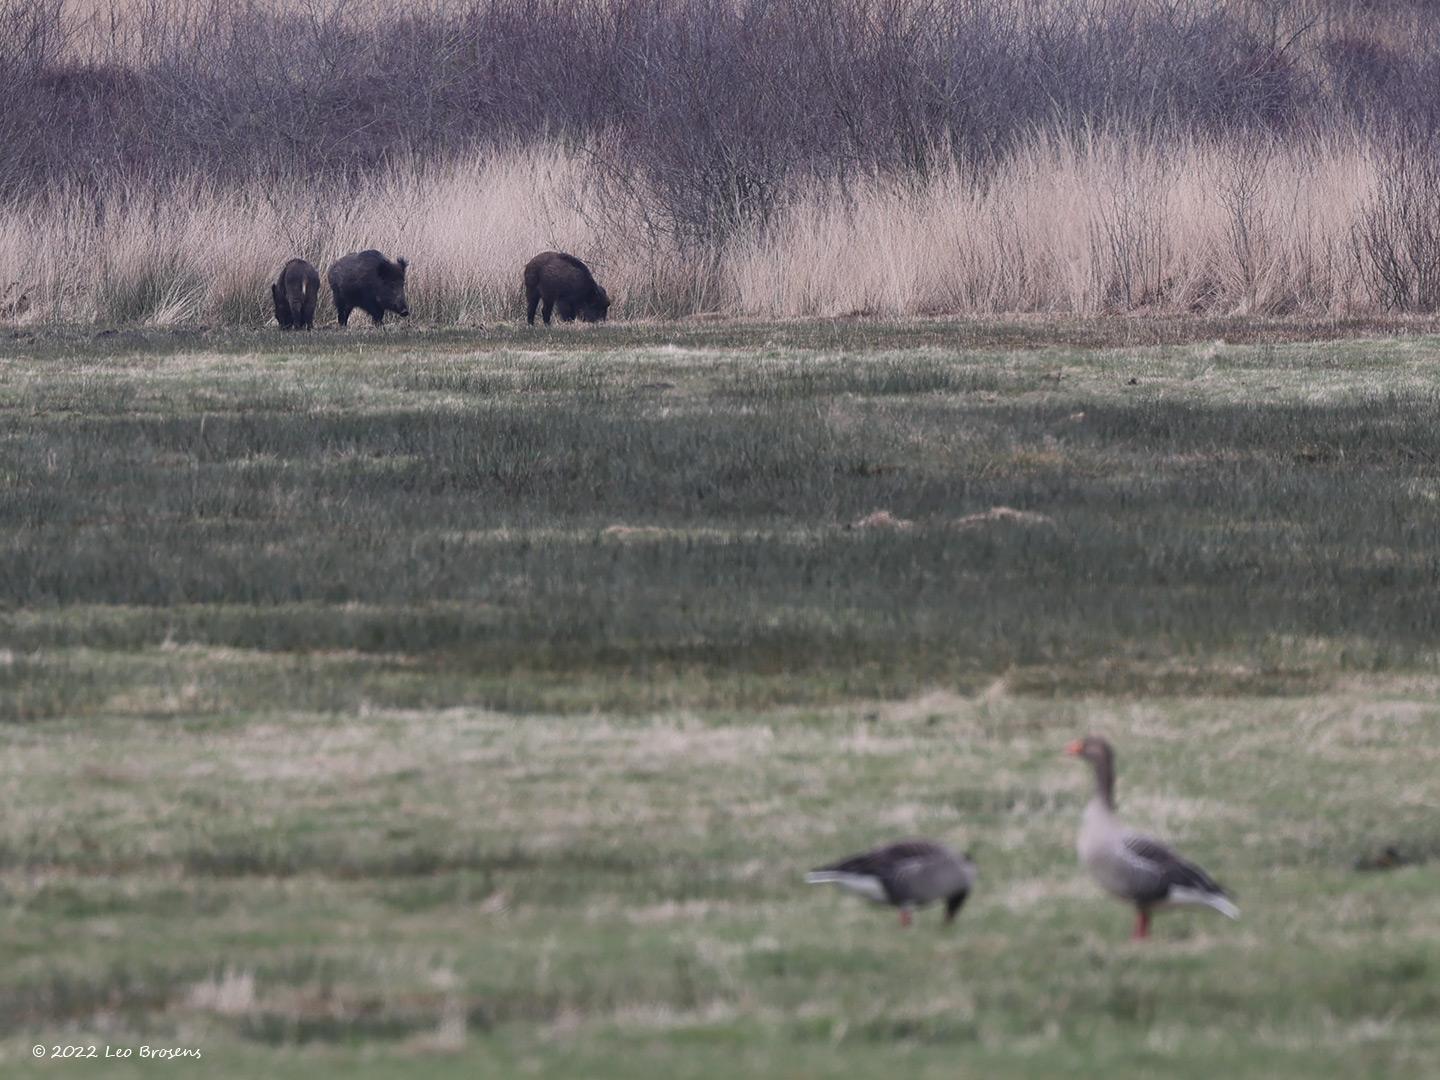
[3, 0, 1439, 237]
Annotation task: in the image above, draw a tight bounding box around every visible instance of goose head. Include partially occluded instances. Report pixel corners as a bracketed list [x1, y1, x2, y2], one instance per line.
[1066, 734, 1117, 808]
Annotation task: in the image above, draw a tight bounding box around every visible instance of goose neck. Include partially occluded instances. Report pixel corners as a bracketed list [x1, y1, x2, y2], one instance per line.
[1090, 757, 1116, 811]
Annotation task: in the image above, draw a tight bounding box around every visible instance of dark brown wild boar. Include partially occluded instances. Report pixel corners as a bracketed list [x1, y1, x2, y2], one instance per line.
[327, 250, 410, 326]
[271, 258, 320, 330]
[524, 251, 610, 325]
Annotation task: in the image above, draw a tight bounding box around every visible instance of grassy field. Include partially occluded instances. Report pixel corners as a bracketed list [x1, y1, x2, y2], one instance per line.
[2, 318, 1439, 1077]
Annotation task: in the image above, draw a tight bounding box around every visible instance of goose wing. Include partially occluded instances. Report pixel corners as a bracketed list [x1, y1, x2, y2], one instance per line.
[1121, 832, 1232, 907]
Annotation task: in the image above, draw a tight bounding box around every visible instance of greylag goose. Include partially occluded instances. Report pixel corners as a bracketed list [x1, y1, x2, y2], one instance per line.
[805, 840, 976, 927]
[1067, 735, 1238, 939]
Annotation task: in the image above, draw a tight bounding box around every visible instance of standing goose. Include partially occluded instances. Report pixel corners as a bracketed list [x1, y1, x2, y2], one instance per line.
[805, 840, 976, 927]
[1067, 735, 1238, 940]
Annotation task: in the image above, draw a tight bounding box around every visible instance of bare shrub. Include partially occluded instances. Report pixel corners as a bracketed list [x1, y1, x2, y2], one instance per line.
[1357, 147, 1440, 312]
[1090, 154, 1170, 312]
[2, 0, 1436, 218]
[1353, 146, 1440, 312]
[1216, 143, 1279, 314]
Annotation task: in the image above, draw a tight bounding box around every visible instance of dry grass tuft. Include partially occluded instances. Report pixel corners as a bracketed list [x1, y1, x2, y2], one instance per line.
[602, 525, 674, 540]
[850, 510, 914, 531]
[952, 507, 1057, 530]
[185, 969, 257, 1017]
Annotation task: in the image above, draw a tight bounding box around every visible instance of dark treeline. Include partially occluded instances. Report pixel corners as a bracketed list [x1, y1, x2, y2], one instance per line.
[2, 0, 1439, 239]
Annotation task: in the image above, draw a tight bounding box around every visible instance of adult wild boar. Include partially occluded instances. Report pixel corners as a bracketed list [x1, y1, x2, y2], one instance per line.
[271, 258, 320, 330]
[524, 251, 610, 325]
[327, 250, 410, 326]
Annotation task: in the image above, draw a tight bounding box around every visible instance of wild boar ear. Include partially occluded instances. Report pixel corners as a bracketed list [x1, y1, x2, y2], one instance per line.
[396, 257, 408, 271]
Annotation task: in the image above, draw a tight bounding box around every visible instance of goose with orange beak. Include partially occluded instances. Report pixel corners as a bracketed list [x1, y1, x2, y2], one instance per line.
[1066, 735, 1238, 940]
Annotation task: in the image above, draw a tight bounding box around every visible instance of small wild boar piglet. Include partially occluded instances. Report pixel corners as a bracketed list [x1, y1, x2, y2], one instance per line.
[524, 251, 610, 325]
[327, 250, 410, 327]
[271, 258, 320, 330]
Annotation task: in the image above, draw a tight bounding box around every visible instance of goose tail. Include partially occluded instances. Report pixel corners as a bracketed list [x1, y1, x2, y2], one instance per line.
[1171, 886, 1240, 919]
[805, 870, 887, 902]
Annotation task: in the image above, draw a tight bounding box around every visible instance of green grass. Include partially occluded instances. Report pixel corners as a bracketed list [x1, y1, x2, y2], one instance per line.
[2, 318, 1439, 1076]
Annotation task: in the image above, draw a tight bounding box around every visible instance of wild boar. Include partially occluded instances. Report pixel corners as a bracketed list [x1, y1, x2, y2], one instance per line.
[523, 251, 610, 325]
[327, 250, 410, 326]
[271, 258, 320, 330]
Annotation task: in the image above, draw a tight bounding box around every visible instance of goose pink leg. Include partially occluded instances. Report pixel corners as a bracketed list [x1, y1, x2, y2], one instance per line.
[1132, 910, 1150, 940]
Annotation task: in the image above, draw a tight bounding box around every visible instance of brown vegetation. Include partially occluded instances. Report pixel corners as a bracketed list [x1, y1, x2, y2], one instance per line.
[1, 1, 1439, 322]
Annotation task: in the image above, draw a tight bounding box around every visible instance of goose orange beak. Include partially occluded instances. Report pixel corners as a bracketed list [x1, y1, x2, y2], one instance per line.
[1064, 739, 1085, 756]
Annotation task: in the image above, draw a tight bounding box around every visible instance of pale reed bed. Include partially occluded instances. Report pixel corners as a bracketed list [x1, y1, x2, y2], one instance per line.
[728, 132, 1380, 318]
[0, 132, 1404, 325]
